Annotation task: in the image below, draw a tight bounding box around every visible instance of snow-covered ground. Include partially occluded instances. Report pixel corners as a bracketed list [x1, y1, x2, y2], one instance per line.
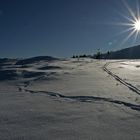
[0, 58, 140, 140]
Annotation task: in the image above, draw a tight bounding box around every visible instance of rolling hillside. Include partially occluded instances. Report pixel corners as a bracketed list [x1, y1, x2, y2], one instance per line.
[103, 45, 140, 59]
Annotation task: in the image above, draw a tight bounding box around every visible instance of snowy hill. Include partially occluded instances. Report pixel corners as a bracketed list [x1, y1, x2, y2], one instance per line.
[16, 56, 58, 65]
[103, 45, 140, 59]
[0, 57, 140, 139]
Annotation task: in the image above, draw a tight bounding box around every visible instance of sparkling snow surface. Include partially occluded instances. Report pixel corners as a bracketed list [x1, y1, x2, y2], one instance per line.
[0, 58, 140, 140]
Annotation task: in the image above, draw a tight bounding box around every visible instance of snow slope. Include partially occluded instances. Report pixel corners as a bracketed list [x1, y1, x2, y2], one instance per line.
[0, 58, 140, 140]
[102, 45, 140, 59]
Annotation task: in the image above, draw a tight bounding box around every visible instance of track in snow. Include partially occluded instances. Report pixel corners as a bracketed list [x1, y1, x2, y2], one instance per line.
[103, 62, 140, 95]
[24, 89, 140, 111]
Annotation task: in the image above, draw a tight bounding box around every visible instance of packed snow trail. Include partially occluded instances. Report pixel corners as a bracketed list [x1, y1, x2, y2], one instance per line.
[103, 61, 140, 95]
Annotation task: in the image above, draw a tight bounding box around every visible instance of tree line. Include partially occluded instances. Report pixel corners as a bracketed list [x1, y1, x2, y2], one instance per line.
[72, 50, 111, 59]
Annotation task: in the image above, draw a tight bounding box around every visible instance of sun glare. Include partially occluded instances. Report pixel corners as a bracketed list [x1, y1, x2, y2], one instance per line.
[134, 19, 140, 31]
[112, 0, 140, 46]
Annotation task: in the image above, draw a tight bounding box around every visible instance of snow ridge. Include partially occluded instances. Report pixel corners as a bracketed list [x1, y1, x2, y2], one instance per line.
[24, 89, 140, 111]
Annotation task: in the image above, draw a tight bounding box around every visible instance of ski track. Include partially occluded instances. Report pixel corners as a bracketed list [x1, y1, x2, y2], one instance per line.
[103, 62, 140, 95]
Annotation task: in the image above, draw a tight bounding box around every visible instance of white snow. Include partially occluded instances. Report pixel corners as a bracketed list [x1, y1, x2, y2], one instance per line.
[0, 58, 140, 140]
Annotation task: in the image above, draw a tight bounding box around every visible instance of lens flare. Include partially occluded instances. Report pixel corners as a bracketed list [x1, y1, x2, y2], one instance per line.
[134, 19, 140, 31]
[110, 0, 140, 46]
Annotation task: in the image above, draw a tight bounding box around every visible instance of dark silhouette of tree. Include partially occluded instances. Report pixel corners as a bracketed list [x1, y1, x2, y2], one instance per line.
[95, 49, 101, 59]
[72, 55, 76, 58]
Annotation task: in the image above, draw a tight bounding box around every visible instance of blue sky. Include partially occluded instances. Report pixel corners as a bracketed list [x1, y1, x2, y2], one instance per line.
[0, 0, 140, 58]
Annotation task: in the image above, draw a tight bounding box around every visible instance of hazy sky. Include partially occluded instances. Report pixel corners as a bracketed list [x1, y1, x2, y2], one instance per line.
[0, 0, 140, 58]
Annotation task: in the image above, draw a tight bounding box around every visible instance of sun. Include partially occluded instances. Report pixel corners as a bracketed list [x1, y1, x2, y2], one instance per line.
[134, 19, 140, 31]
[112, 0, 140, 46]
